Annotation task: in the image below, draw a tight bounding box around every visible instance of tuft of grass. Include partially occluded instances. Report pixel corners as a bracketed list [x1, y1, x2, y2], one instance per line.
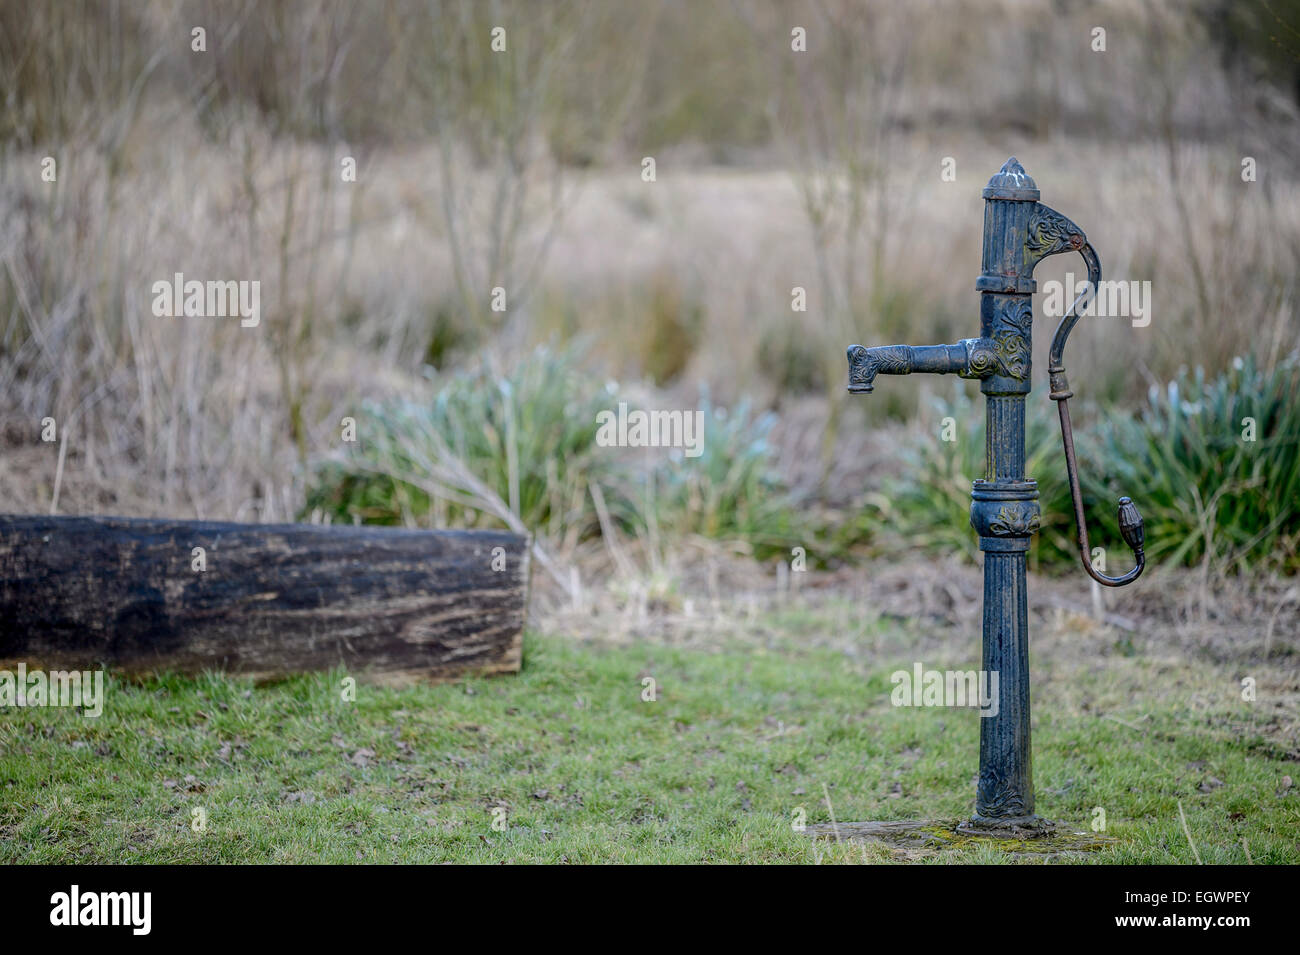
[646, 397, 797, 560]
[306, 344, 616, 538]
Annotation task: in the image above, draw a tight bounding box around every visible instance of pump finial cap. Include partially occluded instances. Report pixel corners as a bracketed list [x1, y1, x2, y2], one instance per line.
[982, 157, 1040, 201]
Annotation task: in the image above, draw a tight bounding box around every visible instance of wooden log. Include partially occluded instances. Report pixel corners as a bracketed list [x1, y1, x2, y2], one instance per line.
[0, 515, 529, 681]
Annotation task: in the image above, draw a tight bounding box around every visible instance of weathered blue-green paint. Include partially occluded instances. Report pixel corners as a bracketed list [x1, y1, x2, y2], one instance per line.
[846, 158, 1145, 835]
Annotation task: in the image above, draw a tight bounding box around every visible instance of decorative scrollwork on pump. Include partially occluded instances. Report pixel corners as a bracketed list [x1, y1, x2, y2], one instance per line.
[870, 346, 911, 374]
[1025, 204, 1086, 260]
[847, 344, 910, 391]
[993, 331, 1029, 380]
[962, 331, 1028, 381]
[998, 298, 1033, 334]
[988, 503, 1041, 536]
[977, 769, 1032, 819]
[964, 340, 1001, 379]
[990, 298, 1031, 380]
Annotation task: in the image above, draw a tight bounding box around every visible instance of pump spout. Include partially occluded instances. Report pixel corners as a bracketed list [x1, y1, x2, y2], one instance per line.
[846, 338, 1010, 394]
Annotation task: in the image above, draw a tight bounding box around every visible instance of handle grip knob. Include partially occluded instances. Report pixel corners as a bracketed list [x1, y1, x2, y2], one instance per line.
[1117, 496, 1145, 555]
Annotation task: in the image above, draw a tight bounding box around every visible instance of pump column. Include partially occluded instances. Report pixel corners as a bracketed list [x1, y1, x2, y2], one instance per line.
[964, 159, 1045, 832]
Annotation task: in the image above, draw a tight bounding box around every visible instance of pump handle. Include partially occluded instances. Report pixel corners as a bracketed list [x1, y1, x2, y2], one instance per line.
[1044, 238, 1145, 587]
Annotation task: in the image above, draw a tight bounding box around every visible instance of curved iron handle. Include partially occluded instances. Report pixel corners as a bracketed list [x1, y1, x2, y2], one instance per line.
[1045, 239, 1145, 587]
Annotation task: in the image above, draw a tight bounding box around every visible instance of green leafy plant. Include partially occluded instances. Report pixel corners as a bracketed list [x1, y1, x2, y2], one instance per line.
[647, 398, 796, 558]
[304, 346, 799, 560]
[304, 344, 622, 541]
[1089, 353, 1300, 574]
[878, 354, 1300, 575]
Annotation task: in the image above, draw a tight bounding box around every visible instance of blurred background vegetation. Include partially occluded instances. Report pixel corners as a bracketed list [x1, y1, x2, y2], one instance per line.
[1, 0, 1297, 590]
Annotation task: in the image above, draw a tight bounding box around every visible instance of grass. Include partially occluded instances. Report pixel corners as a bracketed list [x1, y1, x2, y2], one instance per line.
[3, 615, 1296, 864]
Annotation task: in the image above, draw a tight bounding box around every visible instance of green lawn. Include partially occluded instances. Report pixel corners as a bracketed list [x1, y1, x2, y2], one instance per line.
[2, 617, 1296, 863]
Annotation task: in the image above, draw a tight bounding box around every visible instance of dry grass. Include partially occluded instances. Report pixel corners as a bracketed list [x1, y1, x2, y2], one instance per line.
[532, 545, 1300, 672]
[1, 0, 1297, 598]
[5, 138, 1296, 516]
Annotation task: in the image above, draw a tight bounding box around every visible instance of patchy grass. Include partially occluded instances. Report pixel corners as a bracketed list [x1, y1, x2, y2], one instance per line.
[1, 619, 1297, 864]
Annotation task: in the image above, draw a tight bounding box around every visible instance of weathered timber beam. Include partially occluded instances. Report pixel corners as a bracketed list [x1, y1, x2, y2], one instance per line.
[0, 515, 529, 681]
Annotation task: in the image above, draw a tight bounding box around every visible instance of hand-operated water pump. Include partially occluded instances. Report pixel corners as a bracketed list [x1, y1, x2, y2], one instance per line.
[846, 158, 1145, 835]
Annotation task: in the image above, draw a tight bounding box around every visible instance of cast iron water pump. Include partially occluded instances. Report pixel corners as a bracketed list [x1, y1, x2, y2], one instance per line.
[847, 158, 1145, 835]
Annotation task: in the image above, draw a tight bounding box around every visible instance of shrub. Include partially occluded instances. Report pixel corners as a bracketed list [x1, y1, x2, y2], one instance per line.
[303, 346, 799, 560]
[648, 398, 796, 559]
[878, 353, 1300, 575]
[1090, 353, 1300, 574]
[304, 345, 620, 539]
